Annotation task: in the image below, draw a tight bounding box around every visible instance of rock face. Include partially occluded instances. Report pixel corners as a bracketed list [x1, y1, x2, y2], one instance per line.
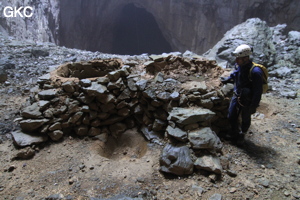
[205, 18, 276, 67]
[0, 0, 60, 43]
[1, 0, 300, 54]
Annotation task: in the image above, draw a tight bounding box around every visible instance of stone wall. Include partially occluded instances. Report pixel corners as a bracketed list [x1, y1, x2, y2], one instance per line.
[13, 55, 234, 175]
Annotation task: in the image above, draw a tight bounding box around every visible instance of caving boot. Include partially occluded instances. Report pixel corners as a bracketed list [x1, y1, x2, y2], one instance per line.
[236, 131, 246, 146]
[224, 131, 240, 141]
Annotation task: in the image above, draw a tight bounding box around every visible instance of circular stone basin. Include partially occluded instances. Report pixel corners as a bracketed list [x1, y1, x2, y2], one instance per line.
[56, 59, 122, 79]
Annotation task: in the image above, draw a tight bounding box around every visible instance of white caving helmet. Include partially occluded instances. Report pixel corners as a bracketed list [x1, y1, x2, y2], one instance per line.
[232, 44, 253, 58]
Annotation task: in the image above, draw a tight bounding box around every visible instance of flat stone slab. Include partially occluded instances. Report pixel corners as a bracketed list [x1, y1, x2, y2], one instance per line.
[38, 89, 57, 100]
[140, 126, 161, 141]
[21, 102, 42, 119]
[20, 119, 49, 132]
[83, 82, 107, 97]
[168, 107, 215, 125]
[166, 125, 188, 142]
[149, 54, 165, 62]
[11, 130, 48, 147]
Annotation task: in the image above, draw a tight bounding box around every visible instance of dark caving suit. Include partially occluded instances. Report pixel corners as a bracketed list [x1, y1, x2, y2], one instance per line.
[227, 61, 264, 138]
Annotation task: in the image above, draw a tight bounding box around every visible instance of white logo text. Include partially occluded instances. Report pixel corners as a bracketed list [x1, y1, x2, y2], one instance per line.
[3, 6, 33, 18]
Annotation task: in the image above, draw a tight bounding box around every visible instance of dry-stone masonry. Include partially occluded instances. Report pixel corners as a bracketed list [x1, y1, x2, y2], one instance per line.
[13, 54, 234, 176]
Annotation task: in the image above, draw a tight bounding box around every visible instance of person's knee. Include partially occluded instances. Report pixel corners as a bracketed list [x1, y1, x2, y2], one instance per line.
[228, 109, 237, 122]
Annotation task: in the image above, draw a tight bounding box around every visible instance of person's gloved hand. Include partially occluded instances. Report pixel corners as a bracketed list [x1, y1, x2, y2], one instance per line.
[249, 106, 256, 114]
[220, 76, 233, 84]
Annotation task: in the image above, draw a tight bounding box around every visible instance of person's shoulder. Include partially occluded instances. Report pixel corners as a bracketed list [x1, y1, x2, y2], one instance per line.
[252, 66, 263, 72]
[251, 64, 264, 74]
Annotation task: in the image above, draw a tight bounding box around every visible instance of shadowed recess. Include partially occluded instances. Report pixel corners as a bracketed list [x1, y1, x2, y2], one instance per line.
[112, 3, 172, 55]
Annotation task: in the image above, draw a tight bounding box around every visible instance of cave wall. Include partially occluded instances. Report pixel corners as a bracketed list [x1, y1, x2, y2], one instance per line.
[58, 1, 173, 54]
[0, 0, 60, 43]
[1, 0, 300, 54]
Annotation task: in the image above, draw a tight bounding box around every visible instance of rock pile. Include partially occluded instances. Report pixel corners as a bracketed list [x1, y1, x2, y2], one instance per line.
[12, 54, 233, 175]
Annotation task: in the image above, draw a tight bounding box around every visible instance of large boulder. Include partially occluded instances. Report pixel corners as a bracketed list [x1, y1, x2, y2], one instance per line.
[204, 17, 300, 77]
[204, 18, 276, 67]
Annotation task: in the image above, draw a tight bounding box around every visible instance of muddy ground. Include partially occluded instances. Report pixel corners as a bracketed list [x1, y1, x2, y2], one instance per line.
[0, 36, 300, 200]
